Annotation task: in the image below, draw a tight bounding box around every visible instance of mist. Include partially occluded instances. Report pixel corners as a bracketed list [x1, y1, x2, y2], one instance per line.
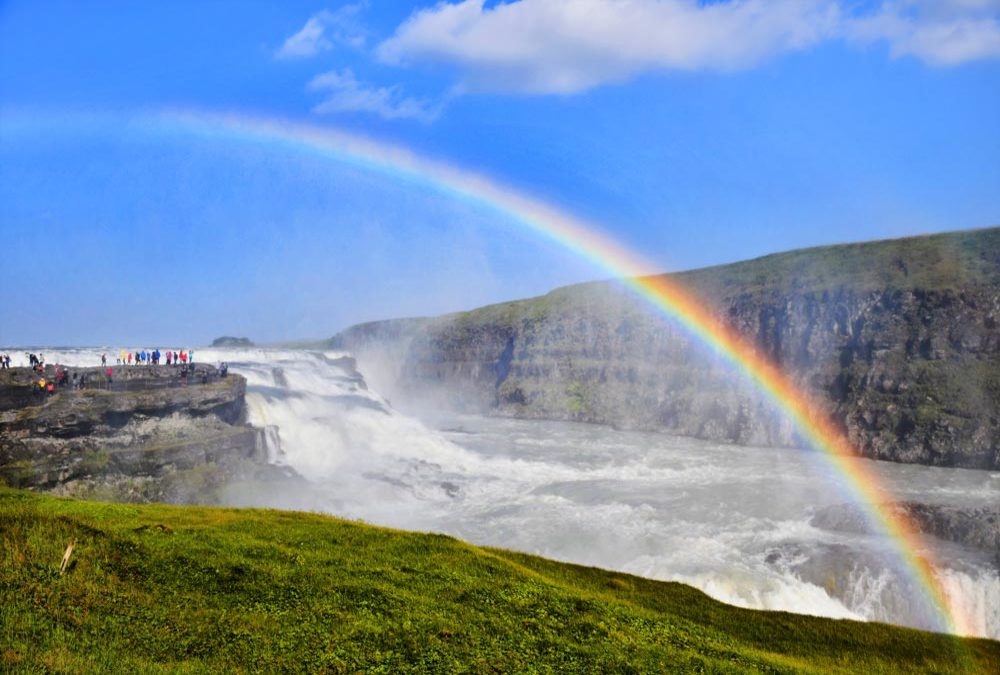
[197, 346, 998, 640]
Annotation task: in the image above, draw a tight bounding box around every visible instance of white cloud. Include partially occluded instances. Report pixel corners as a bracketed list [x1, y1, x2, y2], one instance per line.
[377, 0, 841, 94]
[277, 16, 333, 59]
[276, 4, 367, 60]
[376, 0, 1000, 95]
[850, 1, 1000, 65]
[904, 0, 1000, 16]
[308, 69, 439, 121]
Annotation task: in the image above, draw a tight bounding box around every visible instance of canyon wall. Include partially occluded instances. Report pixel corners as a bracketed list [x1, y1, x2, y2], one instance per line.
[0, 364, 275, 502]
[332, 228, 1000, 469]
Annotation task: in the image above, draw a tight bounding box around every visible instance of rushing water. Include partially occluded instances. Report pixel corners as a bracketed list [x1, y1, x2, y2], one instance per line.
[13, 347, 1000, 638]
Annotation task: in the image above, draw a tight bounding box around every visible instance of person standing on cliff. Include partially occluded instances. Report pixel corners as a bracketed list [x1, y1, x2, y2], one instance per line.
[101, 354, 107, 367]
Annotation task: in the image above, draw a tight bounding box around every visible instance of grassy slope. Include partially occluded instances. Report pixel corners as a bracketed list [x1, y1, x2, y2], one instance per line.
[414, 226, 1000, 329]
[2, 489, 997, 674]
[671, 226, 1000, 297]
[328, 228, 1000, 354]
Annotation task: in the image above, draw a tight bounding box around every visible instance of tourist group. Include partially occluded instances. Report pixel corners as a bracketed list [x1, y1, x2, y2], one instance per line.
[114, 349, 194, 366]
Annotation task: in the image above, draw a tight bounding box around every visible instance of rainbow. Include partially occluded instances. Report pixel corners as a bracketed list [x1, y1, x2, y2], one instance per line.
[4, 109, 973, 636]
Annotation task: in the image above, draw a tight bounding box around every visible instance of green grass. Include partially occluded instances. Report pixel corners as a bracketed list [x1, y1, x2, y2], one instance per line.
[1, 488, 997, 673]
[670, 226, 1000, 297]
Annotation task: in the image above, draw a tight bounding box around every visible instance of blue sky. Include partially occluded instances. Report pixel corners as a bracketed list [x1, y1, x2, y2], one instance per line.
[1, 0, 998, 345]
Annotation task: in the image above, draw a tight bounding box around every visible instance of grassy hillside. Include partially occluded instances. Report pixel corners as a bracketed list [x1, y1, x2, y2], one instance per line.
[430, 226, 1000, 325]
[673, 226, 1000, 297]
[327, 227, 1000, 359]
[1, 489, 997, 673]
[329, 226, 1000, 357]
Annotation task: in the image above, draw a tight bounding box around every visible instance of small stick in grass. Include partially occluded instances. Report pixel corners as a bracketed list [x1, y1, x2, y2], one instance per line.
[60, 539, 76, 576]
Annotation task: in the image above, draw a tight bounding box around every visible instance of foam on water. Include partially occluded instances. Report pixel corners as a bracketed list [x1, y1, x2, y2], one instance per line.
[17, 347, 1000, 638]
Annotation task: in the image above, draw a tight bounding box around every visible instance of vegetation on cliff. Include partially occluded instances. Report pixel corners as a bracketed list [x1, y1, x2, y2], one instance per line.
[1, 488, 997, 673]
[331, 227, 1000, 469]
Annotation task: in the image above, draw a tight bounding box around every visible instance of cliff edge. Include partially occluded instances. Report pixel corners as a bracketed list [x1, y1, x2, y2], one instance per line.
[0, 364, 276, 502]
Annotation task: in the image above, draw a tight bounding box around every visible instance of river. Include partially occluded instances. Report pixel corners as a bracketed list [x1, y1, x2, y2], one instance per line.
[18, 347, 1000, 638]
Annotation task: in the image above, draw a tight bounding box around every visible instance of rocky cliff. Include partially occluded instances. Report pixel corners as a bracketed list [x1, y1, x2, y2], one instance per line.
[0, 364, 279, 502]
[812, 502, 1000, 567]
[331, 228, 1000, 469]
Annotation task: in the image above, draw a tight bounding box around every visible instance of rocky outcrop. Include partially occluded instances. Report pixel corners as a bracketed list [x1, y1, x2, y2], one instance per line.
[211, 336, 255, 347]
[331, 228, 1000, 469]
[812, 502, 1000, 566]
[0, 364, 280, 502]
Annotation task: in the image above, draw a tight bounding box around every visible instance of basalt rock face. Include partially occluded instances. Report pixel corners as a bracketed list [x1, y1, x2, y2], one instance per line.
[812, 502, 1000, 566]
[331, 228, 1000, 469]
[0, 364, 276, 503]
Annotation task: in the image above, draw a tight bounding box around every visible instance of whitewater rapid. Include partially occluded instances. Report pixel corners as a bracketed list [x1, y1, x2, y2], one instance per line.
[15, 347, 1000, 639]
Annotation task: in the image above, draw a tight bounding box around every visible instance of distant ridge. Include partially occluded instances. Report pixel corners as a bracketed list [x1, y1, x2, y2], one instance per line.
[211, 336, 254, 348]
